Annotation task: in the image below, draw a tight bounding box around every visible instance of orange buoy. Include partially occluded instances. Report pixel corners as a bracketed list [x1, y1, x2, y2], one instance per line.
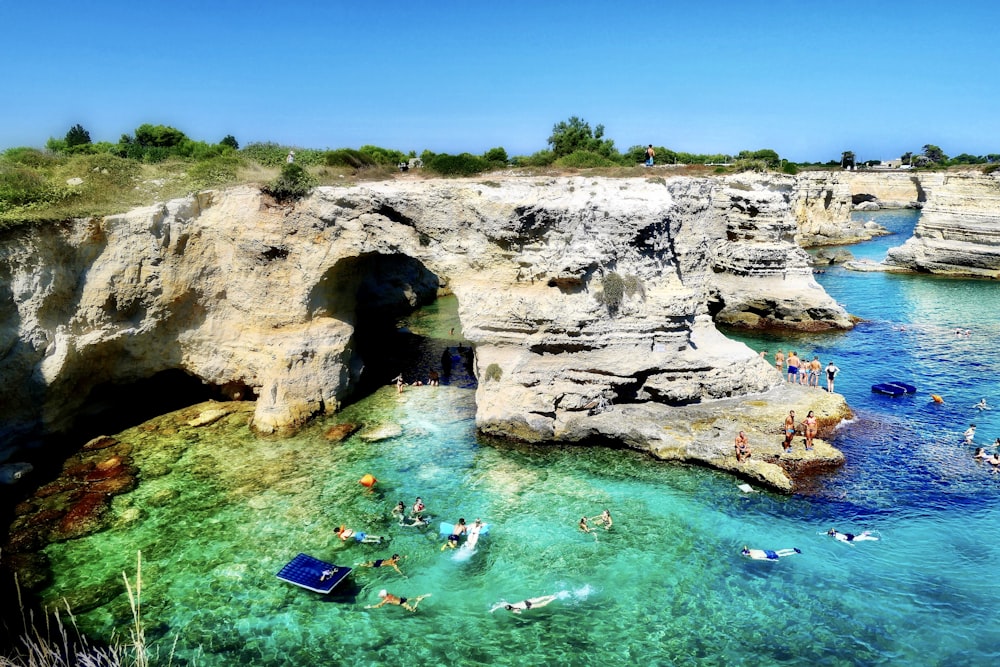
[359, 473, 377, 488]
[931, 394, 944, 403]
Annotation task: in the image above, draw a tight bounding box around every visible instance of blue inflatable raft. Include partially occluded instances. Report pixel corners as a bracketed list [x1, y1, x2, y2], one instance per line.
[276, 553, 352, 594]
[871, 381, 916, 396]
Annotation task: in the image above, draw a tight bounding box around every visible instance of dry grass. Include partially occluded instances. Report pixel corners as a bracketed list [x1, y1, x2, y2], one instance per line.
[0, 551, 176, 667]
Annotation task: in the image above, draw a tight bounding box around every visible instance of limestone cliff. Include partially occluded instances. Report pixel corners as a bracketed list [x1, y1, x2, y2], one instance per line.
[0, 176, 852, 491]
[884, 171, 1000, 277]
[792, 172, 890, 246]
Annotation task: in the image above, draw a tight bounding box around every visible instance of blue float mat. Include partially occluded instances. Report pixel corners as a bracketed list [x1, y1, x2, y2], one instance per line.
[276, 553, 352, 594]
[887, 381, 916, 393]
[871, 383, 905, 396]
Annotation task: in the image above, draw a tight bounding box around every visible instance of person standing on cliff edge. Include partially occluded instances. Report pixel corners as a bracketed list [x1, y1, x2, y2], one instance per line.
[645, 144, 655, 167]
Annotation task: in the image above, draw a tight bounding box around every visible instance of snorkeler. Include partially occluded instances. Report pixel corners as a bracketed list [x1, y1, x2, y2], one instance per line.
[358, 553, 405, 576]
[827, 528, 878, 542]
[366, 589, 431, 612]
[334, 525, 383, 544]
[490, 595, 559, 614]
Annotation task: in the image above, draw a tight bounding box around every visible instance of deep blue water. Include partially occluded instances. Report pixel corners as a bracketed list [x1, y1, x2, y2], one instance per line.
[37, 208, 1000, 666]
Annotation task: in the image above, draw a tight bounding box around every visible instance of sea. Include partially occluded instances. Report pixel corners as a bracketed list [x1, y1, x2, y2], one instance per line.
[29, 208, 1000, 666]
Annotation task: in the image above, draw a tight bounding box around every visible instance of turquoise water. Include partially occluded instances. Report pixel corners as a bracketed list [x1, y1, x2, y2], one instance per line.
[37, 210, 1000, 666]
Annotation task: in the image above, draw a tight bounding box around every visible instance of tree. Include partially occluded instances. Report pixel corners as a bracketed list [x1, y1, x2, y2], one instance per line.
[220, 135, 239, 150]
[841, 151, 856, 169]
[483, 147, 508, 164]
[134, 124, 187, 148]
[900, 151, 912, 165]
[547, 116, 616, 158]
[922, 144, 946, 163]
[65, 124, 92, 147]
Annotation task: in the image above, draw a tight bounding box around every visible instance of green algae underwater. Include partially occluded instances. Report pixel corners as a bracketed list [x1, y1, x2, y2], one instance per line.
[30, 274, 1000, 665]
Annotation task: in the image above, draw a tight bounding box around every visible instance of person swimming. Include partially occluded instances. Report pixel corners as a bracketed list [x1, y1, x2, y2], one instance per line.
[359, 553, 405, 575]
[441, 517, 467, 550]
[490, 594, 559, 614]
[974, 398, 991, 411]
[334, 525, 383, 544]
[827, 528, 878, 542]
[366, 589, 431, 612]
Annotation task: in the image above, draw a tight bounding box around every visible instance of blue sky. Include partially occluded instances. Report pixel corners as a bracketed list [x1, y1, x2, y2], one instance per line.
[2, 0, 997, 162]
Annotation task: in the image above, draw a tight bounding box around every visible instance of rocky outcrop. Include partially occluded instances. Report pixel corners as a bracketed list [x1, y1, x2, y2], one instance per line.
[0, 176, 852, 488]
[792, 172, 891, 246]
[883, 171, 1000, 277]
[844, 171, 942, 209]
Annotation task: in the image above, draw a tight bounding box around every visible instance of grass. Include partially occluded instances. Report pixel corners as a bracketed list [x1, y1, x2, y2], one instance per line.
[0, 551, 174, 667]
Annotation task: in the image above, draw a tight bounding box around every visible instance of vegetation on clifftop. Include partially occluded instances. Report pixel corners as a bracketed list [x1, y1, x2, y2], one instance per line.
[3, 118, 996, 229]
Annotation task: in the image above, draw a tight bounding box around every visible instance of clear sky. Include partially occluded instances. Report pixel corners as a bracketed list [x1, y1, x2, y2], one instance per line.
[2, 0, 997, 162]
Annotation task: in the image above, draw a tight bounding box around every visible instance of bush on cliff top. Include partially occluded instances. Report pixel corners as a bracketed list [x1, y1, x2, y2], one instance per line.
[425, 153, 490, 177]
[263, 162, 316, 201]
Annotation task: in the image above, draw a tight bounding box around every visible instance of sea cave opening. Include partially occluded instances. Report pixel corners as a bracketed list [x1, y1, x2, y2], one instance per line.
[310, 252, 477, 404]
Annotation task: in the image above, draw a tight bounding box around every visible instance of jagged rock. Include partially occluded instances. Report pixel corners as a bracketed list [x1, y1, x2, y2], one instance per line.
[792, 172, 891, 246]
[814, 249, 854, 265]
[885, 171, 1000, 277]
[854, 201, 881, 211]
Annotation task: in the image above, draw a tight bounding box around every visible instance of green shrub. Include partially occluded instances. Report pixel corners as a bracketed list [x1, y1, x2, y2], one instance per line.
[555, 150, 618, 168]
[2, 147, 59, 168]
[324, 148, 376, 169]
[518, 150, 556, 167]
[782, 162, 799, 175]
[187, 154, 244, 190]
[484, 363, 503, 382]
[263, 162, 316, 201]
[0, 165, 56, 209]
[596, 272, 626, 314]
[983, 163, 1000, 175]
[623, 274, 644, 299]
[359, 144, 408, 166]
[426, 152, 490, 177]
[241, 142, 324, 167]
[220, 134, 239, 150]
[135, 123, 187, 148]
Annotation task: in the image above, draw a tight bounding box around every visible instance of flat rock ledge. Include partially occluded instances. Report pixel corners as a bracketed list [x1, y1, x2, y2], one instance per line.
[482, 383, 850, 493]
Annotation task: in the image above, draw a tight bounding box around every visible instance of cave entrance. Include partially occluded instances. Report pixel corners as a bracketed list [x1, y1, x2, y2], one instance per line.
[310, 253, 476, 402]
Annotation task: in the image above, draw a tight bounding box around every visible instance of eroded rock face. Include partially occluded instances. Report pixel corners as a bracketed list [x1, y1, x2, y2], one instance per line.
[885, 171, 1000, 277]
[0, 176, 852, 466]
[792, 172, 891, 246]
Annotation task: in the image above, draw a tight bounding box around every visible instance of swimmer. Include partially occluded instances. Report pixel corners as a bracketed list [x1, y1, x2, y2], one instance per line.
[399, 514, 431, 527]
[393, 373, 405, 394]
[974, 447, 989, 460]
[334, 525, 383, 544]
[359, 553, 405, 576]
[974, 398, 991, 411]
[741, 546, 801, 560]
[964, 424, 976, 444]
[366, 590, 431, 612]
[460, 518, 486, 551]
[411, 497, 426, 519]
[441, 517, 467, 550]
[598, 508, 613, 530]
[579, 516, 594, 534]
[827, 528, 879, 542]
[490, 595, 559, 614]
[392, 501, 406, 522]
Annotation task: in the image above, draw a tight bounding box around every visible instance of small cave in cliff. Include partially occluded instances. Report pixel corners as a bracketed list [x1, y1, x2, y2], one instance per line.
[310, 253, 477, 399]
[72, 369, 220, 441]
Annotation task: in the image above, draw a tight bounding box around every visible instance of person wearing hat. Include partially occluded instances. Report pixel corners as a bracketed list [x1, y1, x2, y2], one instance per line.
[366, 589, 430, 612]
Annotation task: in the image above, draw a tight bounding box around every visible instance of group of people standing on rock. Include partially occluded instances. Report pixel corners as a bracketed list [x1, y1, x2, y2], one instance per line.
[732, 408, 821, 464]
[763, 350, 840, 393]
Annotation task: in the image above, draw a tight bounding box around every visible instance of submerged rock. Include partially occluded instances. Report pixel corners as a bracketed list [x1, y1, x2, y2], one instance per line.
[324, 422, 361, 442]
[359, 422, 403, 442]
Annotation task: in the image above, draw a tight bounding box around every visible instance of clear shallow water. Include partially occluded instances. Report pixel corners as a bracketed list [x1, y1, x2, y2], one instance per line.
[38, 212, 1000, 666]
